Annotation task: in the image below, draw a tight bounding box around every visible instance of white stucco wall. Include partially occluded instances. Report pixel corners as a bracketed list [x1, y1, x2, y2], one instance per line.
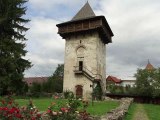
[121, 81, 136, 87]
[63, 32, 106, 99]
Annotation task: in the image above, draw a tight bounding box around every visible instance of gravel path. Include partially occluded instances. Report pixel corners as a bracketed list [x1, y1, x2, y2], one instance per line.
[133, 104, 149, 120]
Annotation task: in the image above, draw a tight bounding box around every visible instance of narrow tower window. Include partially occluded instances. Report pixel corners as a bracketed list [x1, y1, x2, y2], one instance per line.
[79, 61, 83, 71]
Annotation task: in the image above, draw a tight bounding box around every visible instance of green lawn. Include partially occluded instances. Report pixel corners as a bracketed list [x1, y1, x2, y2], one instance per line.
[87, 101, 119, 116]
[15, 98, 67, 111]
[125, 103, 137, 120]
[144, 104, 160, 120]
[15, 98, 119, 116]
[125, 103, 160, 120]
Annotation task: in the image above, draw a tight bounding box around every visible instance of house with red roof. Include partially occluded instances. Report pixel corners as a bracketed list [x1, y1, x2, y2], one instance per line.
[106, 75, 136, 87]
[120, 80, 136, 87]
[106, 76, 122, 85]
[106, 60, 156, 88]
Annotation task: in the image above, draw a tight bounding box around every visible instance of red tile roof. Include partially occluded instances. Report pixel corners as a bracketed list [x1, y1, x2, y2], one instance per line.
[24, 77, 48, 86]
[106, 76, 122, 83]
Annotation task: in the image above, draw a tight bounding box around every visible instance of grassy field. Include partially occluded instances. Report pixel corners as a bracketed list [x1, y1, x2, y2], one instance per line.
[15, 98, 119, 116]
[125, 103, 160, 120]
[125, 103, 137, 120]
[144, 104, 160, 120]
[87, 101, 119, 116]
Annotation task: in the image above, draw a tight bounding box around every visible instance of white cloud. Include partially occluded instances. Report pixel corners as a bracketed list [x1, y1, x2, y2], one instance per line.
[29, 0, 99, 10]
[24, 17, 64, 77]
[24, 0, 160, 79]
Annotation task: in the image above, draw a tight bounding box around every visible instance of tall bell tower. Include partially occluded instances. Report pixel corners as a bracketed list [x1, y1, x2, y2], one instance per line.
[57, 2, 114, 99]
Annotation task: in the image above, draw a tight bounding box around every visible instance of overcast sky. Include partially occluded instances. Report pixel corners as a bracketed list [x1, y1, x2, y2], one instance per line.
[24, 0, 160, 79]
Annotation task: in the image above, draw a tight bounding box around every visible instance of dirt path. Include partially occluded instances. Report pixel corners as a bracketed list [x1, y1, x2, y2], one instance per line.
[132, 104, 149, 120]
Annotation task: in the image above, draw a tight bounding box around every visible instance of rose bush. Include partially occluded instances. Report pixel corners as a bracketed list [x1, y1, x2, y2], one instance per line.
[45, 97, 91, 120]
[0, 95, 92, 120]
[0, 96, 41, 120]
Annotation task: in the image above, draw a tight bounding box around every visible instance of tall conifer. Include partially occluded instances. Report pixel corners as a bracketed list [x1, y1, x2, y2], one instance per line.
[0, 0, 31, 95]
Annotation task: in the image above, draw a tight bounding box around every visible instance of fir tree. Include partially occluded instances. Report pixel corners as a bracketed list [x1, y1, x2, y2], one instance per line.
[0, 0, 31, 95]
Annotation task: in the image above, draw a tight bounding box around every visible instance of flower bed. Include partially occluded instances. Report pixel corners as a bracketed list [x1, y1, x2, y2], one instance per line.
[0, 95, 93, 120]
[0, 96, 41, 120]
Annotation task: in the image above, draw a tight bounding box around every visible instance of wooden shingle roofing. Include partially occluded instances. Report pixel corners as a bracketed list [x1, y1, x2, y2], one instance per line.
[72, 1, 95, 21]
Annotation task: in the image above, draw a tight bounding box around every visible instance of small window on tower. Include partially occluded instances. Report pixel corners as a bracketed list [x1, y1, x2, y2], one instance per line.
[80, 40, 82, 44]
[79, 61, 83, 71]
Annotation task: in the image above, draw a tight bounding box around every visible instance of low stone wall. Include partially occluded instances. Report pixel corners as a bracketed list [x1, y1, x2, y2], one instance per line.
[101, 98, 133, 120]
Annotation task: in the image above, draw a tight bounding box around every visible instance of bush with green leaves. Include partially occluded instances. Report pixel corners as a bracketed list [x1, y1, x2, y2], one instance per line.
[135, 68, 160, 97]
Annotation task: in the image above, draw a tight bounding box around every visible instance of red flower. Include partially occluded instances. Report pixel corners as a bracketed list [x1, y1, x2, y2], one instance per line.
[1, 100, 5, 104]
[15, 113, 22, 118]
[60, 107, 66, 112]
[9, 108, 15, 114]
[31, 117, 36, 120]
[36, 113, 41, 118]
[8, 101, 12, 105]
[61, 107, 68, 113]
[47, 109, 52, 113]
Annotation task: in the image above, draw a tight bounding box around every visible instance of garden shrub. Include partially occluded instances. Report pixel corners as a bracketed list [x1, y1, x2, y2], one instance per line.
[0, 95, 41, 119]
[0, 95, 92, 120]
[63, 90, 74, 99]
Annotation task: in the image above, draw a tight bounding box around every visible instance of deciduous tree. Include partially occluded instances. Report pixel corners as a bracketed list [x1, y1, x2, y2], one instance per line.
[135, 68, 160, 97]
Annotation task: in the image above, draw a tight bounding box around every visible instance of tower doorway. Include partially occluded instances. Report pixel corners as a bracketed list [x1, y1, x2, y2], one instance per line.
[76, 85, 83, 98]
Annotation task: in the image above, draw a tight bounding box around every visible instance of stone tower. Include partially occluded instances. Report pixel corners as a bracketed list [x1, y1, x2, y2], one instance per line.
[57, 2, 113, 99]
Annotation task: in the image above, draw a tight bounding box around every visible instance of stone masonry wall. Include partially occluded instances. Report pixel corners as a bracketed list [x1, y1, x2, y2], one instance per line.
[63, 32, 106, 99]
[101, 98, 133, 120]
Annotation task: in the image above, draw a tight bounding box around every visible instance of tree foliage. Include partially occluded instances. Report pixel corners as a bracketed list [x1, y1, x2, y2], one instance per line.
[135, 68, 160, 97]
[29, 64, 64, 95]
[0, 0, 31, 95]
[45, 64, 64, 93]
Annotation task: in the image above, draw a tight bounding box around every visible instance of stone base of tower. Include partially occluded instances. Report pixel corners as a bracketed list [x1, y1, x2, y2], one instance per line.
[63, 75, 93, 100]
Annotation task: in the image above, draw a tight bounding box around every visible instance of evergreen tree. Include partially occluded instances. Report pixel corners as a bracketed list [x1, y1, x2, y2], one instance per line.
[0, 0, 31, 95]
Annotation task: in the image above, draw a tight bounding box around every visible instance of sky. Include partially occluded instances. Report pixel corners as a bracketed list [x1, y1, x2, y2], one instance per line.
[24, 0, 160, 79]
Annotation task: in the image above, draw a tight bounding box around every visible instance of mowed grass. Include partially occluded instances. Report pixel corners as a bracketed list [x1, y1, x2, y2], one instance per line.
[144, 104, 160, 120]
[15, 98, 119, 116]
[125, 103, 137, 120]
[87, 101, 119, 116]
[125, 103, 160, 120]
[15, 98, 67, 111]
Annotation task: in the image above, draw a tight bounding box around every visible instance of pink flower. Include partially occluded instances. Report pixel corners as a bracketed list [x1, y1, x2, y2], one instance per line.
[54, 96, 59, 99]
[61, 107, 68, 113]
[52, 111, 58, 115]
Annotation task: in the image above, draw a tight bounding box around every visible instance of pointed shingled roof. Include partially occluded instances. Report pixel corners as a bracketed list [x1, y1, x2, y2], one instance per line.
[72, 1, 95, 20]
[145, 60, 154, 70]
